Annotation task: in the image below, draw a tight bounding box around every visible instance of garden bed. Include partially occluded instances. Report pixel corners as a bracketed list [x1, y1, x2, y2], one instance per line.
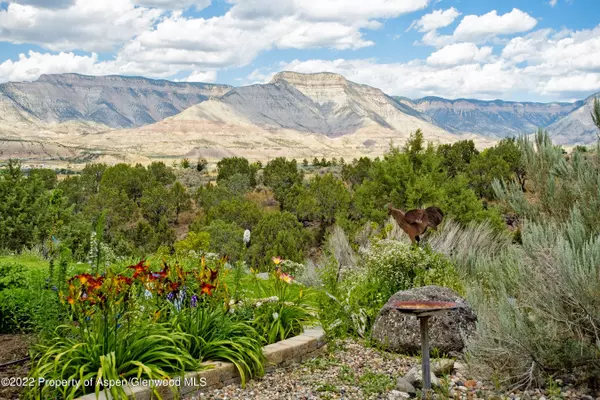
[0, 334, 32, 400]
[75, 327, 326, 400]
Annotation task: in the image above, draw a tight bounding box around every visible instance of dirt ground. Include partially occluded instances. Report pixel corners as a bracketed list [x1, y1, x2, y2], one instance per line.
[0, 334, 32, 400]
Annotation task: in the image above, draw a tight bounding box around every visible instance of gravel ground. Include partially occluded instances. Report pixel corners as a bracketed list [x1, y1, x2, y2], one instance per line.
[186, 339, 600, 400]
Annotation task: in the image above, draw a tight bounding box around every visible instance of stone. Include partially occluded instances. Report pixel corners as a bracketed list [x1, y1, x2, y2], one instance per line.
[404, 365, 441, 389]
[388, 390, 411, 399]
[465, 379, 477, 389]
[371, 286, 477, 354]
[395, 377, 416, 394]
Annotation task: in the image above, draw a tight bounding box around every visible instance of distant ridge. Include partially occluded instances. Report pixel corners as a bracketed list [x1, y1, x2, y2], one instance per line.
[397, 96, 581, 138]
[0, 73, 232, 130]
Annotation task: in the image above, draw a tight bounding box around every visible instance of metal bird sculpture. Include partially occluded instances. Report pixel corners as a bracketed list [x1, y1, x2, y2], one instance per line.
[387, 204, 444, 245]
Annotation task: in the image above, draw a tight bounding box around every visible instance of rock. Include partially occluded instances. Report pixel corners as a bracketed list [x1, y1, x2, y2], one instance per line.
[454, 361, 469, 377]
[465, 380, 477, 389]
[404, 366, 441, 389]
[388, 390, 411, 399]
[371, 286, 477, 354]
[432, 359, 455, 376]
[256, 272, 270, 280]
[395, 377, 416, 394]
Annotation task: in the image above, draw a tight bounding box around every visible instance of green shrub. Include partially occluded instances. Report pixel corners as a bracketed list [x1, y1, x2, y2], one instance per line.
[319, 239, 463, 338]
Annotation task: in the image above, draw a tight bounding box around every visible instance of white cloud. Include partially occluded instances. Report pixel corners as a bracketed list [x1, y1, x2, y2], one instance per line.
[549, 0, 558, 6]
[417, 8, 537, 48]
[427, 43, 493, 66]
[228, 0, 430, 23]
[502, 26, 600, 71]
[0, 50, 100, 82]
[132, 0, 211, 10]
[0, 0, 162, 52]
[9, 0, 75, 8]
[408, 8, 460, 32]
[453, 8, 537, 42]
[260, 22, 600, 101]
[184, 70, 217, 82]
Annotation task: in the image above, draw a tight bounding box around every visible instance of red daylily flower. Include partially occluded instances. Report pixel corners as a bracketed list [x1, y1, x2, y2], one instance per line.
[209, 269, 218, 282]
[128, 260, 149, 278]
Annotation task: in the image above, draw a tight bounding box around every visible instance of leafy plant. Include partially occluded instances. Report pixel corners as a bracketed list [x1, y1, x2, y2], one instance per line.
[247, 258, 318, 344]
[173, 306, 264, 386]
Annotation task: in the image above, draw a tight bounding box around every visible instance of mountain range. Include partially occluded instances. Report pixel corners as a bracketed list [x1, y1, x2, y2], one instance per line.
[0, 71, 597, 167]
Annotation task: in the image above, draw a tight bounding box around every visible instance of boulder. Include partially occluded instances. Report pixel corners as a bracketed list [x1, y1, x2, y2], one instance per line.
[395, 377, 416, 394]
[371, 286, 476, 354]
[403, 366, 441, 388]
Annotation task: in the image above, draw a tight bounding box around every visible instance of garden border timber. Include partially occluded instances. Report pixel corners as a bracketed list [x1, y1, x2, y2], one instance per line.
[75, 327, 326, 400]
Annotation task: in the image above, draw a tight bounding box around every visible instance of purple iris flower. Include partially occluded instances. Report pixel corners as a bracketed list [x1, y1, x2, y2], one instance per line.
[191, 295, 198, 308]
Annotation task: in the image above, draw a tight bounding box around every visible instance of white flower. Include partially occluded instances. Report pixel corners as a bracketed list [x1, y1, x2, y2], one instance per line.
[272, 312, 279, 321]
[255, 301, 263, 308]
[144, 289, 153, 299]
[229, 299, 236, 306]
[243, 229, 251, 244]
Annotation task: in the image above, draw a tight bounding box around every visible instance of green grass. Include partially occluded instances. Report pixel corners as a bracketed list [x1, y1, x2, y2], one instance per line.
[0, 254, 49, 270]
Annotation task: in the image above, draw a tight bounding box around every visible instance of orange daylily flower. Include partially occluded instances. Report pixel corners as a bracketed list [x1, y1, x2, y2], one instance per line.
[67, 296, 75, 305]
[201, 282, 216, 296]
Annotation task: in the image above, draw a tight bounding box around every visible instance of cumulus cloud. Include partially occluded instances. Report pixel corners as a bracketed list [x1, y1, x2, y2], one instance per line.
[453, 8, 537, 42]
[426, 43, 493, 66]
[0, 50, 101, 83]
[184, 70, 217, 82]
[132, 0, 211, 10]
[549, 0, 558, 6]
[419, 8, 538, 47]
[260, 22, 600, 101]
[9, 0, 75, 8]
[0, 0, 162, 52]
[408, 8, 461, 32]
[228, 0, 429, 23]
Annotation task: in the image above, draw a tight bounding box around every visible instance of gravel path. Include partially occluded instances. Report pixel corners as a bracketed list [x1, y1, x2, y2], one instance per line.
[186, 339, 600, 400]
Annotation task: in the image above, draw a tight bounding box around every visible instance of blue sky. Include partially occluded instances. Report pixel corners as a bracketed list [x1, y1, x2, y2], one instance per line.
[0, 0, 598, 102]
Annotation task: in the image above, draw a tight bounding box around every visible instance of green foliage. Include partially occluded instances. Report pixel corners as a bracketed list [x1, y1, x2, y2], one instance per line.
[173, 306, 264, 385]
[216, 157, 257, 187]
[26, 320, 197, 399]
[180, 158, 191, 169]
[248, 212, 307, 270]
[296, 173, 350, 225]
[437, 140, 479, 178]
[247, 271, 318, 344]
[319, 239, 463, 338]
[170, 181, 192, 224]
[206, 198, 262, 230]
[174, 231, 211, 255]
[592, 97, 600, 139]
[341, 157, 373, 186]
[459, 132, 600, 388]
[263, 157, 303, 209]
[196, 220, 244, 261]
